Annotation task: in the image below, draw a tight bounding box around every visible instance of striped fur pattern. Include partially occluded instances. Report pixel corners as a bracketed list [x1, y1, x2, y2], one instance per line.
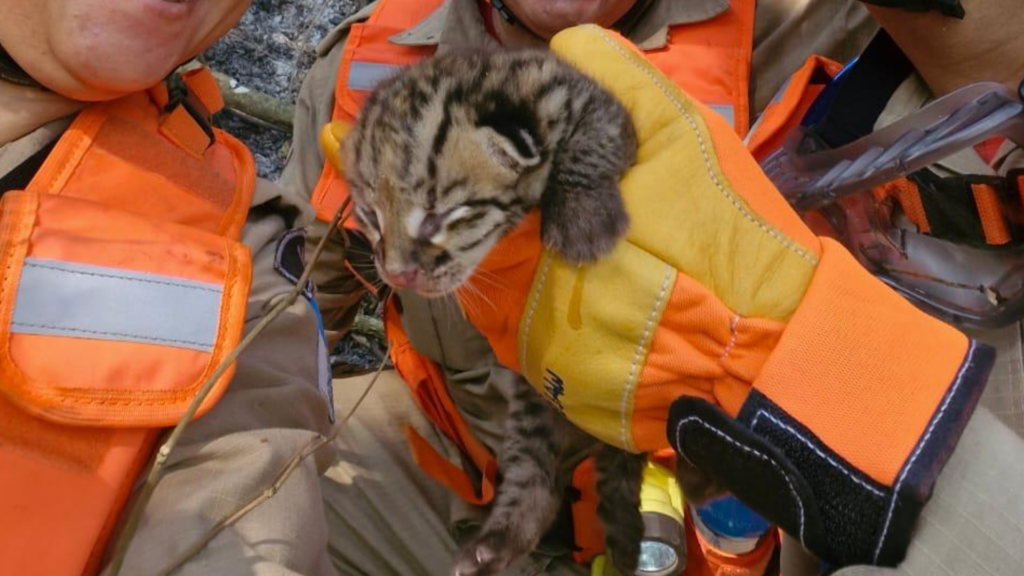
[342, 49, 636, 296]
[343, 50, 659, 576]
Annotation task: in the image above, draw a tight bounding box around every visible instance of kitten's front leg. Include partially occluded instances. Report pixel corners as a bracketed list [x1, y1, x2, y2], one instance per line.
[540, 93, 637, 265]
[596, 446, 646, 575]
[453, 377, 566, 576]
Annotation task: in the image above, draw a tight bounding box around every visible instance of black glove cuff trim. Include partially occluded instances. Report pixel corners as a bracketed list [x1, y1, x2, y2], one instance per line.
[673, 412, 809, 544]
[870, 339, 994, 563]
[669, 396, 824, 552]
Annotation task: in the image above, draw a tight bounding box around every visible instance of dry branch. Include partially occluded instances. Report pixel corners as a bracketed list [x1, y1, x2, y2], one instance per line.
[211, 70, 295, 131]
[156, 344, 391, 576]
[106, 199, 352, 576]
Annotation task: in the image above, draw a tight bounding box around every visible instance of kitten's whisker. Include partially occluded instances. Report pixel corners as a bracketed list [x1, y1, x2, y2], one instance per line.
[461, 279, 497, 313]
[470, 272, 506, 291]
[450, 290, 471, 321]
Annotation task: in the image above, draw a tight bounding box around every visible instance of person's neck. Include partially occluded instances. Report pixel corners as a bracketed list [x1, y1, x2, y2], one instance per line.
[867, 4, 1024, 98]
[0, 79, 83, 147]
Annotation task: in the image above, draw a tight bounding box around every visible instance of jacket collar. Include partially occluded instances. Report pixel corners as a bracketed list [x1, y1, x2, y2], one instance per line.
[389, 0, 730, 52]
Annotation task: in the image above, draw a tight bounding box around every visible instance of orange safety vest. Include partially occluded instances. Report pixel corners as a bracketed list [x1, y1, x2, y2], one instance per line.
[310, 0, 764, 569]
[0, 67, 255, 576]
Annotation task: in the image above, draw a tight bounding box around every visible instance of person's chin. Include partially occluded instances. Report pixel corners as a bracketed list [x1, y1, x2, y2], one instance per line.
[520, 3, 620, 37]
[46, 48, 184, 101]
[538, 0, 612, 24]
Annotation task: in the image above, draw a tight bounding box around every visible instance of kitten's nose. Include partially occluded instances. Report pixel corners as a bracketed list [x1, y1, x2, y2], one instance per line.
[386, 266, 420, 288]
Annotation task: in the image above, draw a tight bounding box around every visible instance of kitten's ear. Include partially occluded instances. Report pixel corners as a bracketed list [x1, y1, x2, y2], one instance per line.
[476, 124, 541, 173]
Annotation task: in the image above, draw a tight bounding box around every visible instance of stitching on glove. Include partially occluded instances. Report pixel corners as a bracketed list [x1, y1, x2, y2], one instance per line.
[874, 340, 975, 561]
[620, 263, 674, 450]
[590, 27, 818, 265]
[718, 314, 741, 361]
[752, 410, 886, 498]
[518, 256, 554, 374]
[675, 415, 807, 545]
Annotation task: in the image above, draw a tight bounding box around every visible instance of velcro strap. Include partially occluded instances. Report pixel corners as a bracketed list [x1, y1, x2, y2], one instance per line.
[669, 397, 823, 554]
[159, 106, 214, 159]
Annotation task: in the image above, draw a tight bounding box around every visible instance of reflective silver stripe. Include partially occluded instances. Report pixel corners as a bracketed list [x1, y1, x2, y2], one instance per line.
[12, 258, 222, 352]
[348, 61, 403, 91]
[709, 104, 736, 129]
[745, 78, 793, 145]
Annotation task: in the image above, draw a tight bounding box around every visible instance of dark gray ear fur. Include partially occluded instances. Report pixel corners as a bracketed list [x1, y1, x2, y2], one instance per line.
[476, 126, 541, 173]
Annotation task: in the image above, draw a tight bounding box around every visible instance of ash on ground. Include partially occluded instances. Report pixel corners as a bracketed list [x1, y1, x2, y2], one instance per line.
[204, 0, 362, 178]
[205, 0, 385, 373]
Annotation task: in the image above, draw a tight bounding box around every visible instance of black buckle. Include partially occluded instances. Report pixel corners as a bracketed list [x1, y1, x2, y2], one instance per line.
[165, 72, 216, 146]
[491, 0, 519, 25]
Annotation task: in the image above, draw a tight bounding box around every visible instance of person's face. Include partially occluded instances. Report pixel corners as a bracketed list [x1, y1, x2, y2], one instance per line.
[501, 0, 639, 39]
[0, 0, 251, 101]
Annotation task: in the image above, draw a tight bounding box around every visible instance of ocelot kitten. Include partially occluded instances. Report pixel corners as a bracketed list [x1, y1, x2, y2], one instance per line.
[341, 50, 717, 576]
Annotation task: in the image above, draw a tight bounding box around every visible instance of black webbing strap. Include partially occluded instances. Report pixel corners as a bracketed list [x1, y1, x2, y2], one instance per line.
[806, 30, 1024, 248]
[909, 168, 1024, 247]
[858, 0, 965, 19]
[0, 41, 44, 89]
[0, 138, 59, 201]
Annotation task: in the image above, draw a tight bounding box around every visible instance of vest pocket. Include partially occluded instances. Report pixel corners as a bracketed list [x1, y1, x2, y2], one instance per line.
[0, 188, 251, 427]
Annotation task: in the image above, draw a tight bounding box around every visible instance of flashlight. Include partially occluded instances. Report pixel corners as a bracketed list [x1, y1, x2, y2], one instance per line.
[591, 461, 686, 576]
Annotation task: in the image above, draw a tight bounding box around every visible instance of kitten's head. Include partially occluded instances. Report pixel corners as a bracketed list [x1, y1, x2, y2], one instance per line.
[343, 59, 550, 297]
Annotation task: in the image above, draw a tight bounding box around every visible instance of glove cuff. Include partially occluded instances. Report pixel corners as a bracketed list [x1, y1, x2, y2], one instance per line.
[669, 239, 995, 567]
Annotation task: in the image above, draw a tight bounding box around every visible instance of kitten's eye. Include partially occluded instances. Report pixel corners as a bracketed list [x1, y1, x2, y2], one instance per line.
[446, 205, 473, 223]
[443, 205, 483, 231]
[420, 213, 442, 240]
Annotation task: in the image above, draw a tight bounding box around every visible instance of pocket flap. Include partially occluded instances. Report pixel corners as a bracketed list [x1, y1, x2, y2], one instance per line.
[0, 189, 252, 427]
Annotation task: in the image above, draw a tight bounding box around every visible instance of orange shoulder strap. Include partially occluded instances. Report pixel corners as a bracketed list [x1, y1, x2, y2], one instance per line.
[644, 0, 755, 137]
[745, 56, 843, 161]
[311, 0, 442, 222]
[0, 68, 255, 576]
[384, 299, 498, 505]
[311, 0, 756, 221]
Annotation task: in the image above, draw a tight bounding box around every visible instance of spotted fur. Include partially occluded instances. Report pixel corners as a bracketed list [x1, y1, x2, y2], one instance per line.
[342, 50, 712, 576]
[343, 49, 635, 297]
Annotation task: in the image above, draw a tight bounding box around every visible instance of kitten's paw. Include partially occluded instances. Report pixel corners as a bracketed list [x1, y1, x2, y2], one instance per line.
[542, 189, 629, 265]
[676, 457, 727, 505]
[452, 531, 521, 576]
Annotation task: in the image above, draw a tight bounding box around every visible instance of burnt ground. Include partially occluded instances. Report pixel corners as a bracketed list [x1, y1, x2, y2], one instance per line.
[205, 0, 387, 372]
[205, 0, 361, 178]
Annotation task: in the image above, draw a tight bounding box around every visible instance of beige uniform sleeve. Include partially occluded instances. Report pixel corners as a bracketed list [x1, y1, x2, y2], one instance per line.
[101, 180, 339, 576]
[751, 0, 878, 115]
[277, 4, 380, 349]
